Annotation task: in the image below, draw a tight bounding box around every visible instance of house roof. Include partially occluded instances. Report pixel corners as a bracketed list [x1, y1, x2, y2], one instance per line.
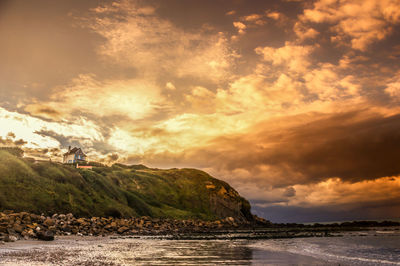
[63, 147, 86, 156]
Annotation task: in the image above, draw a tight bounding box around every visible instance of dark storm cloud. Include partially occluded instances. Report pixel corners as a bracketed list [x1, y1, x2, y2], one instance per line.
[34, 130, 84, 150]
[181, 111, 400, 186]
[259, 112, 400, 183]
[252, 196, 400, 223]
[33, 129, 118, 155]
[282, 187, 296, 197]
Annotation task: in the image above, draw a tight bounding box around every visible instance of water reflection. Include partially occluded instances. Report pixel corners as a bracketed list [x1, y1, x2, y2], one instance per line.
[2, 233, 398, 265]
[113, 240, 254, 265]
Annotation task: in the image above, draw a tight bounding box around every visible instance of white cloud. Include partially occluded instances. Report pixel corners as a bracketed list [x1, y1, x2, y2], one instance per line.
[0, 107, 103, 152]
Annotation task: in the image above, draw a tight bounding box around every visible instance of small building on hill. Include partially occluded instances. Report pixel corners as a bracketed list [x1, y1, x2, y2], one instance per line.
[63, 146, 87, 164]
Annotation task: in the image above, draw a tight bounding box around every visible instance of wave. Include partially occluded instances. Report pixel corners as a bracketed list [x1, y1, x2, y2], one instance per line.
[249, 235, 400, 265]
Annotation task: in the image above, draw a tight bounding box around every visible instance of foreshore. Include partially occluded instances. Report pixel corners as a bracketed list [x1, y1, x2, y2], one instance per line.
[0, 235, 331, 265]
[1, 210, 399, 243]
[2, 230, 400, 266]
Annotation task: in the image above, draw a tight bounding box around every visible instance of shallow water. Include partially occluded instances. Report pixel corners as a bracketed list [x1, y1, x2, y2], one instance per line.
[1, 229, 399, 265]
[250, 230, 400, 265]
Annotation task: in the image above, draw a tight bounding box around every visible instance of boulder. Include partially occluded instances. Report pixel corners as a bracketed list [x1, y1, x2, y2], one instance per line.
[43, 218, 55, 227]
[7, 228, 17, 235]
[21, 229, 36, 239]
[36, 230, 54, 241]
[76, 218, 87, 225]
[225, 217, 235, 224]
[13, 224, 24, 234]
[117, 226, 129, 234]
[4, 235, 18, 242]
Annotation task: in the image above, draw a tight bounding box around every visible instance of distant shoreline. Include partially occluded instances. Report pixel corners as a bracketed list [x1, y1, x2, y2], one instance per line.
[300, 218, 400, 225]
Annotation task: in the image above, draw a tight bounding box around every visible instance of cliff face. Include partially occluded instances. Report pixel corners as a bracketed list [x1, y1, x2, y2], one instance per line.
[0, 149, 253, 221]
[208, 184, 252, 222]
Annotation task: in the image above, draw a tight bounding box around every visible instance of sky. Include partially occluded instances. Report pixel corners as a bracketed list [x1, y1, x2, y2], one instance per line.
[1, 0, 400, 223]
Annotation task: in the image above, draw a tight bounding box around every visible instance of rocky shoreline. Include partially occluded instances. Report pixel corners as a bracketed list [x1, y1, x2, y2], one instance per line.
[0, 210, 272, 243]
[2, 210, 399, 243]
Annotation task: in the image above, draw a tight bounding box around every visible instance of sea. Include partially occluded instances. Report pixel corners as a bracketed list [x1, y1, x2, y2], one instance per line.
[0, 228, 399, 265]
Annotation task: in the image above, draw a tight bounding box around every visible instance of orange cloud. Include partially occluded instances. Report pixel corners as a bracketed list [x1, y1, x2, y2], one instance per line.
[88, 1, 236, 83]
[304, 63, 360, 99]
[24, 74, 166, 122]
[242, 14, 263, 22]
[2, 0, 400, 222]
[290, 176, 400, 208]
[385, 72, 400, 100]
[255, 42, 313, 73]
[293, 21, 319, 41]
[299, 0, 400, 51]
[233, 21, 246, 34]
[165, 82, 176, 91]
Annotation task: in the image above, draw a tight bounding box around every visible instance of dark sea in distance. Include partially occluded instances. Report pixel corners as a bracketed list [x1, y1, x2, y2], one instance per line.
[0, 228, 399, 265]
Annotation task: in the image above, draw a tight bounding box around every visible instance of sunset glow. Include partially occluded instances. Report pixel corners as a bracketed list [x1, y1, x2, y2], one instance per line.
[1, 0, 400, 222]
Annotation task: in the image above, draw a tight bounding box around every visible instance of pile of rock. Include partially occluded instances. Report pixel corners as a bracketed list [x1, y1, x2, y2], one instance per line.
[0, 210, 269, 242]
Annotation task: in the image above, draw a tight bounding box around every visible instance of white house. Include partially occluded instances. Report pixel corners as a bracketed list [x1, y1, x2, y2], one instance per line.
[63, 146, 87, 164]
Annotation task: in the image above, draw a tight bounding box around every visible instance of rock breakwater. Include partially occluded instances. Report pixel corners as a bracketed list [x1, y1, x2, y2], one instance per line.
[0, 210, 270, 243]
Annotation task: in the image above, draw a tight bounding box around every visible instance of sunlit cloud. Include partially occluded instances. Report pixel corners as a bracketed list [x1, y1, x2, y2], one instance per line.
[385, 72, 400, 100]
[233, 21, 247, 35]
[293, 21, 319, 41]
[290, 176, 400, 208]
[1, 0, 400, 222]
[0, 107, 104, 156]
[255, 42, 314, 74]
[87, 0, 237, 83]
[299, 0, 400, 51]
[24, 74, 166, 122]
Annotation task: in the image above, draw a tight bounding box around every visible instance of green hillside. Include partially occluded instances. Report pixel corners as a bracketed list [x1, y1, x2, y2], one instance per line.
[0, 148, 252, 221]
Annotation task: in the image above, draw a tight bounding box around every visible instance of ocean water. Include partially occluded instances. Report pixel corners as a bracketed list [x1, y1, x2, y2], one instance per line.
[0, 229, 399, 265]
[250, 230, 400, 265]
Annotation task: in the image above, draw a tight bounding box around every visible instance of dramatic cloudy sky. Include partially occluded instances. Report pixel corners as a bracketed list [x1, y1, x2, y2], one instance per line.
[1, 0, 400, 222]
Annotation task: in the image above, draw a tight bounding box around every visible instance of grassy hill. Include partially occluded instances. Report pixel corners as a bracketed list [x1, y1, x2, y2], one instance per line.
[0, 148, 252, 221]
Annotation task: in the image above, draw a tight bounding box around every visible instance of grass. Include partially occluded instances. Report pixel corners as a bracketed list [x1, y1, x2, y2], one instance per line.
[0, 149, 252, 220]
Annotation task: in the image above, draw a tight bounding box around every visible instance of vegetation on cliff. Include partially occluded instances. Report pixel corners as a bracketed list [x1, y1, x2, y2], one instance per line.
[0, 148, 252, 221]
